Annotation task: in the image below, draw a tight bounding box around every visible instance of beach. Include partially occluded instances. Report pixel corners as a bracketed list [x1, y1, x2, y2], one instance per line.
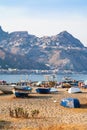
[0, 87, 87, 130]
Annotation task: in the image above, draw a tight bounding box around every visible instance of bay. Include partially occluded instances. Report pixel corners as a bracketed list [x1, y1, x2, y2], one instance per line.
[0, 73, 87, 83]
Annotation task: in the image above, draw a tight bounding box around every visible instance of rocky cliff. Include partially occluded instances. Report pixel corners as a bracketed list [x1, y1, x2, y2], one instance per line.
[0, 26, 87, 73]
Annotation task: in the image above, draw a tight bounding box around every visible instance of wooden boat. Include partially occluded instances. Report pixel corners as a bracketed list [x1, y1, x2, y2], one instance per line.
[61, 77, 79, 88]
[12, 86, 32, 97]
[0, 84, 26, 94]
[0, 85, 16, 94]
[36, 87, 50, 94]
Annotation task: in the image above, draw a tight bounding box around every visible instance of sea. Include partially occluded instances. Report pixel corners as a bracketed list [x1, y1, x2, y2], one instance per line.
[0, 73, 87, 83]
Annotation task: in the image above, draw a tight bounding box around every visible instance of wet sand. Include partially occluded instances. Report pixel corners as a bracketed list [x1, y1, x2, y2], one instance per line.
[0, 87, 87, 130]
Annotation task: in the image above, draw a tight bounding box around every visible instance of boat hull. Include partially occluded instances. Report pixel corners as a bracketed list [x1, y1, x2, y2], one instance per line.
[12, 87, 32, 97]
[0, 85, 13, 94]
[36, 88, 50, 94]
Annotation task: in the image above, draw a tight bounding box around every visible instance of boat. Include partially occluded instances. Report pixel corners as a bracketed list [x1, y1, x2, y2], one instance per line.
[12, 86, 32, 97]
[49, 87, 58, 93]
[0, 84, 26, 94]
[68, 87, 82, 93]
[0, 85, 16, 94]
[60, 97, 80, 108]
[36, 87, 50, 94]
[61, 76, 79, 88]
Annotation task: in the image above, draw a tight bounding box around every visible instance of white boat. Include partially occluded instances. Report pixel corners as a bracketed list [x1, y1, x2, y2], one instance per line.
[0, 85, 15, 94]
[68, 87, 82, 93]
[49, 87, 58, 93]
[0, 84, 24, 94]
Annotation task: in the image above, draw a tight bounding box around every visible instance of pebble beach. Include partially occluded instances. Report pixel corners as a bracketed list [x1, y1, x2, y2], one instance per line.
[0, 87, 87, 130]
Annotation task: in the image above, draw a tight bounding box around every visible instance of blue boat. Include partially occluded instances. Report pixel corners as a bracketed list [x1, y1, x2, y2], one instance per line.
[36, 88, 50, 94]
[12, 86, 32, 97]
[60, 97, 80, 108]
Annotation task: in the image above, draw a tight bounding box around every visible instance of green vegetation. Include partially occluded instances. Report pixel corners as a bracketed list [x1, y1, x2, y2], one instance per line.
[9, 107, 40, 119]
[31, 109, 39, 118]
[9, 107, 29, 118]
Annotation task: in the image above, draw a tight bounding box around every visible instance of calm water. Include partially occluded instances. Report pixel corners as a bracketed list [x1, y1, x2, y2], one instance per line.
[0, 73, 87, 83]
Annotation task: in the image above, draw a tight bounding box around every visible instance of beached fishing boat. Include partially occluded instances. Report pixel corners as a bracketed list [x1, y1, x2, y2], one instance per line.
[68, 87, 82, 93]
[60, 76, 79, 88]
[60, 97, 80, 108]
[36, 87, 50, 94]
[0, 84, 27, 94]
[0, 85, 17, 94]
[12, 86, 32, 97]
[49, 87, 58, 93]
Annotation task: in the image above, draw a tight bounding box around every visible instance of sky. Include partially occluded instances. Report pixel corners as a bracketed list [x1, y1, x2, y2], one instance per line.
[0, 0, 87, 46]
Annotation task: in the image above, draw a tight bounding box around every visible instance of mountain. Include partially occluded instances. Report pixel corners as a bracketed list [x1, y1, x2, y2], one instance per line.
[0, 26, 9, 42]
[0, 26, 87, 73]
[0, 47, 49, 70]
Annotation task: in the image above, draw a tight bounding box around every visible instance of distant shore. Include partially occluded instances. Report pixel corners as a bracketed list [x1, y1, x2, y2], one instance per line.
[1, 69, 87, 75]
